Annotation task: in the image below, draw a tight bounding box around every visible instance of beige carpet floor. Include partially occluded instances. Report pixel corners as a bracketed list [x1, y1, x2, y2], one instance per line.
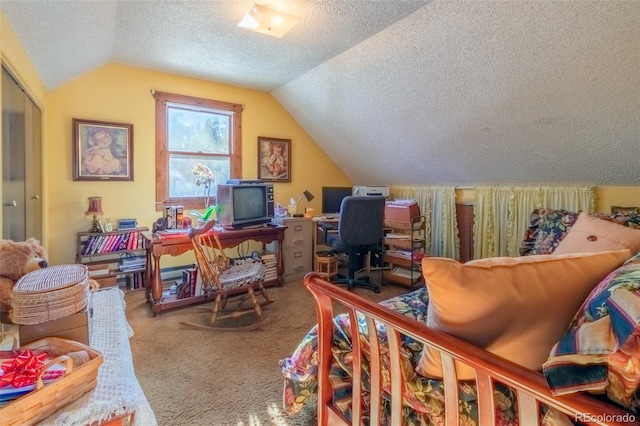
[125, 273, 407, 426]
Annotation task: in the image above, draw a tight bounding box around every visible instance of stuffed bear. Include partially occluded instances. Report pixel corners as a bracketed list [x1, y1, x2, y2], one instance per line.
[0, 238, 49, 323]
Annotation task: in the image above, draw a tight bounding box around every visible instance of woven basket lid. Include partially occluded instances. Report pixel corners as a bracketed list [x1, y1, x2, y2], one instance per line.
[12, 265, 90, 325]
[13, 264, 89, 294]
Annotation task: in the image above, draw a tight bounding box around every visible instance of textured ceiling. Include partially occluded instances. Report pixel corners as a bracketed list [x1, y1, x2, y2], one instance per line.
[2, 0, 639, 186]
[0, 0, 427, 91]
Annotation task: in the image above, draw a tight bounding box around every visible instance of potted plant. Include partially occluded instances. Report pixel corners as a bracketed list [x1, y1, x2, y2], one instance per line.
[190, 163, 218, 226]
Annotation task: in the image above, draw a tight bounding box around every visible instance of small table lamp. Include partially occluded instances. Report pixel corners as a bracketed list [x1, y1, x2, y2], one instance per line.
[86, 196, 103, 232]
[292, 190, 314, 217]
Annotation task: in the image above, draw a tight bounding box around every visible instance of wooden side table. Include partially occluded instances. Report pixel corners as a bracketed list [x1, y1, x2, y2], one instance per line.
[315, 253, 338, 281]
[143, 224, 286, 316]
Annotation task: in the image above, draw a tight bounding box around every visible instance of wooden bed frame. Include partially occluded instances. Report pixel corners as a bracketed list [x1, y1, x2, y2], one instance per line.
[304, 273, 635, 426]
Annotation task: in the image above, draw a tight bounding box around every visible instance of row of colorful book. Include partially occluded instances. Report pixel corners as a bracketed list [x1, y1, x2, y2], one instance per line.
[81, 231, 144, 255]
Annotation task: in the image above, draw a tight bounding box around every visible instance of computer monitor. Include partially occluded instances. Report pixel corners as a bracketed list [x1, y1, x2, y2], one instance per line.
[321, 186, 353, 216]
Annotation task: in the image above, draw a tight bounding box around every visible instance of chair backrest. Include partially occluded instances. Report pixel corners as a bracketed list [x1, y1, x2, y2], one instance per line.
[188, 220, 228, 291]
[337, 196, 386, 246]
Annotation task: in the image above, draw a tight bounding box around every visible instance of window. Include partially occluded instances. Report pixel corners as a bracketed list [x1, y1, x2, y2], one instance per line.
[154, 91, 243, 210]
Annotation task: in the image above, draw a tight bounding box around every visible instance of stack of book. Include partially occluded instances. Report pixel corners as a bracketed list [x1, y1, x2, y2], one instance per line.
[260, 251, 277, 282]
[385, 233, 411, 239]
[385, 248, 414, 259]
[181, 266, 198, 297]
[119, 255, 145, 272]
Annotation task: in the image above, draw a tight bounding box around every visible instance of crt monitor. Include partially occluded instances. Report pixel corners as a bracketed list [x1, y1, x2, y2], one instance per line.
[321, 186, 353, 216]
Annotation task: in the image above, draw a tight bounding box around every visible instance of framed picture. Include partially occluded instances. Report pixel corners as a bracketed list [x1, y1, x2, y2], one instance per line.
[258, 136, 291, 182]
[611, 206, 640, 215]
[72, 118, 134, 181]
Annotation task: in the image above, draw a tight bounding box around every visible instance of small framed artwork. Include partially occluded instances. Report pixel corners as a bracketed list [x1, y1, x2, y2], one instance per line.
[611, 206, 640, 215]
[73, 118, 134, 181]
[258, 136, 291, 182]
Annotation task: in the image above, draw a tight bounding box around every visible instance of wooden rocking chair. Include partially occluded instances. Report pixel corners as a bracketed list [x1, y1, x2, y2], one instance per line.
[181, 220, 274, 331]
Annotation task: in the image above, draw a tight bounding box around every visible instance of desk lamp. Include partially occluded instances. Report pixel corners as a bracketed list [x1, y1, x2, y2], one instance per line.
[86, 196, 103, 232]
[290, 190, 314, 217]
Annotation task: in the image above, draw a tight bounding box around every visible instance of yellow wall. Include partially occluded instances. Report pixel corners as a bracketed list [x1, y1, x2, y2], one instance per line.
[0, 13, 46, 106]
[45, 63, 351, 265]
[596, 186, 640, 213]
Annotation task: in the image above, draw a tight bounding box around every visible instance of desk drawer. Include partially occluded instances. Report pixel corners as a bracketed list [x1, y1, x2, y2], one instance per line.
[284, 247, 312, 279]
[283, 221, 312, 248]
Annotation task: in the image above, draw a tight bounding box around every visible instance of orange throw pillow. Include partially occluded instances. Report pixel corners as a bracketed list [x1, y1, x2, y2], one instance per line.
[416, 249, 631, 380]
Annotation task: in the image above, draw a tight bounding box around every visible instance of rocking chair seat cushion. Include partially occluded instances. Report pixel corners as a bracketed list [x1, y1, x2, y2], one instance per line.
[219, 262, 266, 291]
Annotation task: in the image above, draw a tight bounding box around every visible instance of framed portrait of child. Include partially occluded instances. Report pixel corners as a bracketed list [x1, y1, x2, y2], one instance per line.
[258, 136, 291, 182]
[72, 118, 134, 181]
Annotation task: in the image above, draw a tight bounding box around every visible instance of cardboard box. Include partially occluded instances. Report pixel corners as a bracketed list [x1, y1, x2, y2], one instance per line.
[19, 309, 89, 345]
[384, 202, 421, 224]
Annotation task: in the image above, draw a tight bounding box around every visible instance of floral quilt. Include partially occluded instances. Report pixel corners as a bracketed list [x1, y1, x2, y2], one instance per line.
[280, 288, 564, 425]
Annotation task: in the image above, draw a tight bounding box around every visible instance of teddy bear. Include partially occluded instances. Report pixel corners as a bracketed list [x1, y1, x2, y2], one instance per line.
[0, 237, 49, 323]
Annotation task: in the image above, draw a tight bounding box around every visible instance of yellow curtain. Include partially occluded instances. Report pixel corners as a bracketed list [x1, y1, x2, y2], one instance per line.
[473, 186, 595, 259]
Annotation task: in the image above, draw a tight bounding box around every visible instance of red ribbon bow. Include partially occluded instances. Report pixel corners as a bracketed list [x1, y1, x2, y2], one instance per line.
[0, 350, 48, 388]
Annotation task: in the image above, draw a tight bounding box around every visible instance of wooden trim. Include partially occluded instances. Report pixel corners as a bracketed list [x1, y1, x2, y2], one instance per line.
[152, 90, 243, 211]
[456, 203, 474, 262]
[305, 274, 632, 425]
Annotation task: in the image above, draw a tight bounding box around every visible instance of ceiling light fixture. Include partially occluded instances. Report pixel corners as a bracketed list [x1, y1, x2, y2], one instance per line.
[237, 3, 300, 38]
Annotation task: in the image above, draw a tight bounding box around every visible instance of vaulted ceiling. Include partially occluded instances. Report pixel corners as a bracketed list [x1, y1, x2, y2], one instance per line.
[2, 0, 639, 186]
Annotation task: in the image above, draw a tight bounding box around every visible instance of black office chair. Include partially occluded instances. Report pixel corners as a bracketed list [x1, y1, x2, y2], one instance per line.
[319, 196, 385, 293]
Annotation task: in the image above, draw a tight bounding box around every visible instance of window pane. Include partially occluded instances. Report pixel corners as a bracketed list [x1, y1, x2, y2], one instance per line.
[168, 154, 230, 198]
[167, 107, 230, 154]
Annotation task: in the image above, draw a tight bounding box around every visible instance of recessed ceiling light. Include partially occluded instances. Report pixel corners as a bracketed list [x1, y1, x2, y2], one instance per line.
[237, 3, 301, 38]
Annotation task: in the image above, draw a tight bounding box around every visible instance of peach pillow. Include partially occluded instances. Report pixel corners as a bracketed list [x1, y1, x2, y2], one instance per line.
[553, 212, 640, 255]
[416, 249, 631, 380]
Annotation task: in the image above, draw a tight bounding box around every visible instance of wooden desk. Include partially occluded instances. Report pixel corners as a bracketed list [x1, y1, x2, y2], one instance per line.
[312, 217, 339, 256]
[143, 224, 286, 316]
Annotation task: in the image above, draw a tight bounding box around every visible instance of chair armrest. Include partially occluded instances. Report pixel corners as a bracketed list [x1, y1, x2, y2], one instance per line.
[317, 222, 338, 245]
[317, 222, 337, 231]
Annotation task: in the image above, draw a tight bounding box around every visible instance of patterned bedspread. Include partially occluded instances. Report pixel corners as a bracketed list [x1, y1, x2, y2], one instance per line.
[279, 288, 553, 425]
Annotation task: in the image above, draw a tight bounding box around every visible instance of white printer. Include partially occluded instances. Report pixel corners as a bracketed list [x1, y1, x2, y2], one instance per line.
[352, 186, 389, 197]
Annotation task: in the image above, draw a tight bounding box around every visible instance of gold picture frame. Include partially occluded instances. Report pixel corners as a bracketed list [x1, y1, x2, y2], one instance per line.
[73, 118, 134, 181]
[257, 136, 291, 182]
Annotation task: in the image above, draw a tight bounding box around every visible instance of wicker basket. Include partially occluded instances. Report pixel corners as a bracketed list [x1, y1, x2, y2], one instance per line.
[0, 336, 103, 426]
[12, 265, 90, 325]
[383, 218, 425, 230]
[383, 236, 424, 250]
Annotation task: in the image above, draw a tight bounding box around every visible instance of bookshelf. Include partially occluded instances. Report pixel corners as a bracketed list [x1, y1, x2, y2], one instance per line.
[76, 227, 149, 291]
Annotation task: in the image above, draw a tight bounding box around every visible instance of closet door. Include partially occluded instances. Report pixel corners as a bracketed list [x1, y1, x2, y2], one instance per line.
[25, 99, 42, 239]
[1, 66, 42, 241]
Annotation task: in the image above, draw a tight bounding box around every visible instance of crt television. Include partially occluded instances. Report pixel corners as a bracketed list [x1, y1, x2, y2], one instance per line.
[321, 186, 353, 216]
[217, 182, 275, 228]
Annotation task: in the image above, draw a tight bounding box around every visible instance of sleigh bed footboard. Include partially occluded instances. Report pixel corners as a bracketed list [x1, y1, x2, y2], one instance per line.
[304, 273, 634, 426]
